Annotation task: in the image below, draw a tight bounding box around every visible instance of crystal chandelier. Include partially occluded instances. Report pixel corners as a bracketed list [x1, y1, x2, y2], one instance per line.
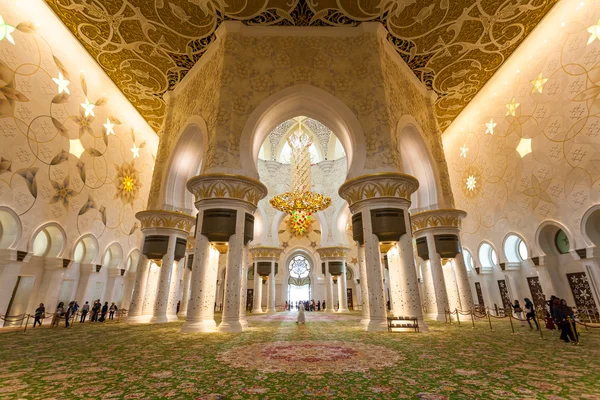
[270, 119, 331, 235]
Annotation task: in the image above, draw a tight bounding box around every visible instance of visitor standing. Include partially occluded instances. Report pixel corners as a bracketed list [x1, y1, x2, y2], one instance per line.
[99, 302, 109, 322]
[51, 302, 64, 328]
[317, 300, 321, 311]
[33, 303, 45, 327]
[109, 302, 117, 320]
[64, 301, 74, 328]
[296, 301, 306, 324]
[524, 298, 539, 330]
[80, 301, 89, 323]
[91, 300, 101, 322]
[322, 300, 326, 311]
[557, 299, 578, 344]
[512, 300, 525, 327]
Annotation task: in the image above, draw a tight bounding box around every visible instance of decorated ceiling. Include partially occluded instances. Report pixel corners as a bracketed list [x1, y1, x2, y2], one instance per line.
[44, 0, 558, 133]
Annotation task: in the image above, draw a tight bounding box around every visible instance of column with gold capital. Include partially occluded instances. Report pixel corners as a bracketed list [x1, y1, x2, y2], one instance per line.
[339, 172, 421, 331]
[317, 247, 351, 313]
[250, 247, 283, 314]
[130, 210, 195, 324]
[411, 209, 473, 313]
[182, 174, 267, 333]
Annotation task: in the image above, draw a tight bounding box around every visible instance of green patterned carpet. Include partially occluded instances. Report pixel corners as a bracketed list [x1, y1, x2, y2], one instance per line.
[1, 312, 599, 399]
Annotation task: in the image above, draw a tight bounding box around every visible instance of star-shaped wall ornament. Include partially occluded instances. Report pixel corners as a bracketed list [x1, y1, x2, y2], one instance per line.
[460, 144, 469, 158]
[530, 72, 548, 93]
[505, 98, 520, 116]
[516, 138, 532, 158]
[52, 72, 70, 94]
[69, 139, 85, 158]
[131, 143, 140, 158]
[466, 175, 477, 191]
[80, 98, 95, 117]
[104, 118, 115, 135]
[485, 118, 497, 135]
[587, 19, 600, 45]
[0, 15, 16, 45]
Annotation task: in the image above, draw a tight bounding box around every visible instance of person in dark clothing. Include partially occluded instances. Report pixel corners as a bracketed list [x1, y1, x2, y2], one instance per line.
[33, 303, 45, 327]
[557, 299, 578, 344]
[91, 300, 101, 322]
[99, 302, 109, 322]
[109, 302, 117, 320]
[64, 301, 74, 328]
[524, 298, 539, 330]
[80, 301, 89, 322]
[322, 300, 326, 311]
[317, 301, 321, 311]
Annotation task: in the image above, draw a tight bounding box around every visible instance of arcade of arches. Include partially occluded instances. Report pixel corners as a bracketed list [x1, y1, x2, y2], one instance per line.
[1, 0, 600, 398]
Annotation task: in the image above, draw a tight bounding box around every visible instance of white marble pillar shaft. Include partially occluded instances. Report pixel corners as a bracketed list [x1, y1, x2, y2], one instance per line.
[426, 233, 450, 321]
[166, 259, 182, 321]
[178, 265, 191, 317]
[443, 261, 461, 313]
[361, 209, 387, 331]
[252, 262, 263, 313]
[266, 260, 276, 313]
[218, 209, 246, 332]
[386, 250, 404, 317]
[357, 244, 370, 325]
[238, 246, 249, 329]
[396, 227, 428, 330]
[420, 259, 436, 317]
[325, 264, 334, 313]
[454, 252, 474, 310]
[151, 235, 176, 323]
[338, 263, 349, 312]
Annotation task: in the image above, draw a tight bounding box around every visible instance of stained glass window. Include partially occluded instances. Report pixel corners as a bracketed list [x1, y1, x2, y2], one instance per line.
[289, 254, 310, 278]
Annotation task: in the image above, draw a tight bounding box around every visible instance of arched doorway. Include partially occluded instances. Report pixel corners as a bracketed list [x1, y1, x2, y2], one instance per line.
[287, 254, 311, 303]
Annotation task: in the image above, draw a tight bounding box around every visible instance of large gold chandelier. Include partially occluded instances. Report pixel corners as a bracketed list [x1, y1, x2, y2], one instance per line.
[270, 119, 331, 235]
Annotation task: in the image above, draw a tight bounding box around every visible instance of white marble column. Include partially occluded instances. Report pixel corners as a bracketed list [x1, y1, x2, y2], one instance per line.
[443, 261, 461, 313]
[150, 234, 176, 323]
[104, 269, 119, 305]
[38, 260, 66, 313]
[419, 258, 436, 317]
[426, 233, 450, 321]
[325, 264, 334, 313]
[74, 263, 96, 306]
[454, 252, 474, 310]
[181, 230, 218, 332]
[266, 261, 276, 313]
[128, 256, 150, 321]
[218, 208, 246, 332]
[395, 222, 428, 331]
[338, 263, 349, 312]
[238, 246, 249, 329]
[178, 264, 191, 317]
[142, 264, 159, 317]
[361, 208, 388, 331]
[251, 262, 263, 313]
[357, 244, 370, 326]
[386, 249, 404, 317]
[0, 260, 21, 315]
[166, 259, 182, 322]
[121, 270, 137, 310]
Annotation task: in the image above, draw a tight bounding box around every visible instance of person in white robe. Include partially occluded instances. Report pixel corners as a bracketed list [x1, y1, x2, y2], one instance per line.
[297, 302, 306, 324]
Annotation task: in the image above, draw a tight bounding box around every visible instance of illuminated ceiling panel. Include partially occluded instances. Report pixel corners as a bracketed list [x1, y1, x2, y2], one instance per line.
[44, 0, 558, 133]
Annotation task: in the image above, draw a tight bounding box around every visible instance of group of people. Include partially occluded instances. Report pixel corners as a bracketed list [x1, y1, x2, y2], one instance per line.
[33, 300, 119, 328]
[285, 300, 325, 312]
[512, 296, 579, 344]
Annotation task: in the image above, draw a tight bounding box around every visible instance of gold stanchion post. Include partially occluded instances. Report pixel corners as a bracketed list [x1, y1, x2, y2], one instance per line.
[470, 307, 475, 328]
[568, 316, 579, 345]
[487, 308, 493, 331]
[455, 309, 461, 326]
[508, 310, 515, 334]
[23, 314, 30, 333]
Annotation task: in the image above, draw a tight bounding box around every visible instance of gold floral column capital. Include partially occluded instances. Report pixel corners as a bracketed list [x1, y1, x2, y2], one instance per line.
[410, 209, 467, 236]
[135, 210, 196, 234]
[187, 173, 268, 208]
[186, 236, 196, 251]
[338, 172, 419, 210]
[316, 246, 351, 260]
[249, 246, 284, 260]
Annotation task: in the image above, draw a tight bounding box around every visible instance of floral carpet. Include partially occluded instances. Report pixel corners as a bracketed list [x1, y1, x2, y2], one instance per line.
[0, 312, 599, 399]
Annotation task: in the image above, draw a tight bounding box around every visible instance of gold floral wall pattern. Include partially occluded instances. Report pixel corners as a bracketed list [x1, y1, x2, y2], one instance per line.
[43, 0, 557, 133]
[0, 5, 156, 257]
[442, 0, 600, 253]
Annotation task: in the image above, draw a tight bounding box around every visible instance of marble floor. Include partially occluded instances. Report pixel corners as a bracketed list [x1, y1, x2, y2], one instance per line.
[0, 312, 599, 399]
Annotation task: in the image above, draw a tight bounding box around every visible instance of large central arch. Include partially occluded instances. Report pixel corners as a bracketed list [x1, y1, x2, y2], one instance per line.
[239, 84, 366, 181]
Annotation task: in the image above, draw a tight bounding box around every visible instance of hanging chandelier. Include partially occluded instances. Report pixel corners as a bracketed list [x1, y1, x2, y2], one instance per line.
[270, 118, 331, 234]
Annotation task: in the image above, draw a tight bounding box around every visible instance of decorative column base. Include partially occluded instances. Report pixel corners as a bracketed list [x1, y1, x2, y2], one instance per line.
[181, 319, 217, 333]
[128, 315, 153, 323]
[365, 318, 388, 332]
[217, 319, 244, 332]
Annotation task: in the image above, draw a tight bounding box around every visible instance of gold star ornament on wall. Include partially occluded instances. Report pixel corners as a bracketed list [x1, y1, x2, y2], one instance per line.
[104, 118, 115, 135]
[80, 98, 95, 117]
[466, 175, 477, 191]
[0, 15, 15, 45]
[485, 118, 497, 135]
[52, 72, 70, 94]
[122, 176, 134, 192]
[530, 72, 548, 93]
[516, 138, 532, 157]
[460, 144, 469, 158]
[505, 98, 520, 116]
[131, 143, 140, 158]
[587, 19, 600, 44]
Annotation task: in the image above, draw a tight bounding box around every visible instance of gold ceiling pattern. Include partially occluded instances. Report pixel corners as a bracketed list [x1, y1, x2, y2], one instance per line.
[44, 0, 558, 133]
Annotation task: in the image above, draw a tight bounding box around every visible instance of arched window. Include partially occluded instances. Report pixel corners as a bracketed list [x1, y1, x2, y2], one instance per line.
[0, 208, 20, 249]
[102, 243, 123, 269]
[126, 250, 140, 272]
[504, 234, 529, 262]
[478, 243, 497, 268]
[32, 224, 65, 257]
[463, 249, 474, 271]
[555, 230, 570, 254]
[73, 235, 99, 264]
[289, 254, 310, 279]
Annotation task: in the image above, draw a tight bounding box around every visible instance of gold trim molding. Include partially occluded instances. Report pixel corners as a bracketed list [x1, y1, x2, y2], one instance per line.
[249, 246, 284, 259]
[316, 246, 351, 259]
[338, 172, 419, 207]
[186, 236, 195, 250]
[187, 174, 268, 207]
[135, 210, 195, 233]
[410, 209, 467, 234]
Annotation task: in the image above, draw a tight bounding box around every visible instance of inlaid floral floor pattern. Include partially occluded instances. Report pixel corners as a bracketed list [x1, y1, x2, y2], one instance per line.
[1, 312, 599, 399]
